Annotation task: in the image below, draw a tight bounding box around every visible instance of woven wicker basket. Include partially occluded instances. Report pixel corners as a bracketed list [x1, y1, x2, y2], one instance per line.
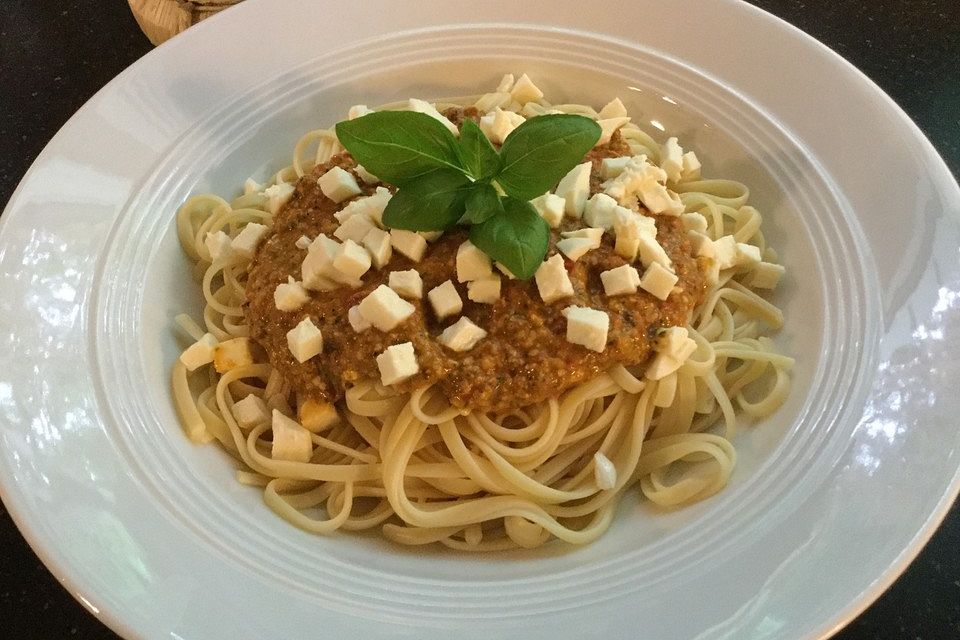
[129, 0, 243, 45]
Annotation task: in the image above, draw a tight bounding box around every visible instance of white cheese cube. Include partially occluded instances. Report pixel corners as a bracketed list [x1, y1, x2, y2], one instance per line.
[637, 233, 672, 270]
[638, 182, 685, 216]
[439, 316, 488, 352]
[735, 242, 762, 266]
[531, 193, 566, 228]
[205, 230, 232, 263]
[562, 306, 610, 353]
[388, 269, 423, 299]
[688, 231, 716, 258]
[347, 305, 371, 333]
[496, 73, 515, 93]
[274, 276, 310, 312]
[681, 151, 702, 182]
[479, 108, 526, 144]
[598, 97, 628, 119]
[660, 136, 684, 183]
[408, 98, 459, 136]
[354, 164, 379, 184]
[361, 227, 392, 270]
[334, 213, 376, 243]
[645, 353, 682, 380]
[264, 182, 294, 215]
[230, 222, 269, 259]
[376, 342, 419, 386]
[535, 254, 575, 304]
[318, 166, 362, 204]
[600, 156, 631, 179]
[456, 240, 493, 282]
[681, 212, 708, 234]
[602, 155, 667, 205]
[653, 371, 679, 407]
[658, 327, 697, 361]
[213, 336, 252, 373]
[557, 237, 597, 262]
[390, 229, 428, 262]
[747, 261, 785, 289]
[286, 317, 323, 363]
[335, 187, 391, 226]
[639, 262, 678, 300]
[713, 235, 738, 270]
[179, 333, 218, 371]
[271, 410, 313, 463]
[467, 274, 501, 304]
[560, 227, 605, 244]
[427, 280, 463, 320]
[348, 104, 373, 120]
[612, 209, 657, 261]
[554, 161, 592, 218]
[583, 193, 624, 230]
[301, 234, 341, 290]
[596, 116, 631, 146]
[358, 285, 415, 332]
[509, 73, 544, 104]
[420, 230, 444, 242]
[332, 239, 371, 281]
[593, 451, 617, 490]
[474, 91, 511, 113]
[243, 177, 262, 196]
[233, 394, 270, 429]
[295, 235, 312, 250]
[600, 264, 641, 296]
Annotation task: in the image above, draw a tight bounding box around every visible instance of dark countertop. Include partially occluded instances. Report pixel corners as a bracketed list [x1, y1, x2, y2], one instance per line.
[0, 1, 957, 637]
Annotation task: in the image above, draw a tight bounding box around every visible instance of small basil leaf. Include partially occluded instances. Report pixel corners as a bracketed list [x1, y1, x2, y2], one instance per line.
[463, 183, 504, 224]
[381, 169, 473, 231]
[469, 196, 549, 280]
[496, 114, 601, 200]
[335, 111, 466, 185]
[458, 119, 502, 181]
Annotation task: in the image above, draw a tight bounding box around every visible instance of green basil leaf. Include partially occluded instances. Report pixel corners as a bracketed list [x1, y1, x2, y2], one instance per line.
[469, 196, 549, 280]
[463, 183, 504, 224]
[335, 111, 465, 184]
[496, 114, 601, 200]
[381, 169, 473, 231]
[458, 119, 502, 180]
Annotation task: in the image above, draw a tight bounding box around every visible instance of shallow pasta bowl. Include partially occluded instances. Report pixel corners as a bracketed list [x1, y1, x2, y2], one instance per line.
[1, 0, 958, 639]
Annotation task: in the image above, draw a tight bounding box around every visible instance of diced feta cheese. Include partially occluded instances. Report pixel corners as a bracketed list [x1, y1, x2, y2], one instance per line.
[474, 91, 511, 112]
[286, 317, 323, 363]
[496, 73, 515, 93]
[390, 229, 428, 262]
[735, 242, 762, 266]
[354, 164, 379, 184]
[612, 209, 657, 261]
[408, 98, 459, 136]
[318, 166, 362, 204]
[639, 262, 679, 300]
[232, 394, 270, 429]
[274, 276, 310, 312]
[388, 269, 423, 299]
[583, 193, 628, 230]
[557, 237, 597, 262]
[593, 451, 617, 490]
[681, 151, 702, 182]
[713, 235, 738, 270]
[456, 240, 493, 282]
[264, 183, 294, 215]
[295, 235, 312, 250]
[602, 155, 667, 206]
[376, 342, 419, 386]
[179, 333, 218, 371]
[420, 230, 444, 242]
[335, 187, 391, 226]
[334, 213, 376, 243]
[560, 227, 605, 243]
[600, 264, 641, 296]
[332, 239, 371, 281]
[510, 73, 544, 104]
[598, 97, 628, 119]
[562, 306, 610, 353]
[596, 116, 631, 146]
[439, 316, 488, 352]
[243, 177, 262, 196]
[479, 108, 526, 144]
[535, 254, 575, 304]
[687, 231, 716, 258]
[348, 104, 373, 120]
[554, 161, 592, 219]
[658, 327, 698, 362]
[531, 193, 566, 228]
[357, 285, 415, 331]
[636, 233, 672, 270]
[301, 234, 341, 290]
[427, 280, 463, 320]
[638, 182, 685, 216]
[230, 222, 269, 259]
[681, 212, 708, 234]
[653, 371, 679, 407]
[361, 227, 392, 270]
[347, 305, 371, 333]
[747, 261, 785, 289]
[271, 410, 313, 463]
[205, 230, 232, 263]
[298, 398, 340, 433]
[600, 156, 631, 179]
[645, 353, 682, 380]
[467, 274, 501, 304]
[660, 137, 684, 183]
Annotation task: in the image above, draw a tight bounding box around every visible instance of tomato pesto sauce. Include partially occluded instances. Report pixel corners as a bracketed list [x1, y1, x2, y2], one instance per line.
[245, 108, 706, 414]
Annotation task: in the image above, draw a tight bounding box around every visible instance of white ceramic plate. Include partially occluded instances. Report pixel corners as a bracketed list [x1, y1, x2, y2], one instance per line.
[2, 1, 958, 638]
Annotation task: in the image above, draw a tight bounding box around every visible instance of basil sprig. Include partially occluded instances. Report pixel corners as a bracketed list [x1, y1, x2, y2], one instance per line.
[335, 110, 600, 279]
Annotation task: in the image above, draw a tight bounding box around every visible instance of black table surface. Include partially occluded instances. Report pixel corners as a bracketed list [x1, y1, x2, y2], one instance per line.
[1, 1, 958, 638]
